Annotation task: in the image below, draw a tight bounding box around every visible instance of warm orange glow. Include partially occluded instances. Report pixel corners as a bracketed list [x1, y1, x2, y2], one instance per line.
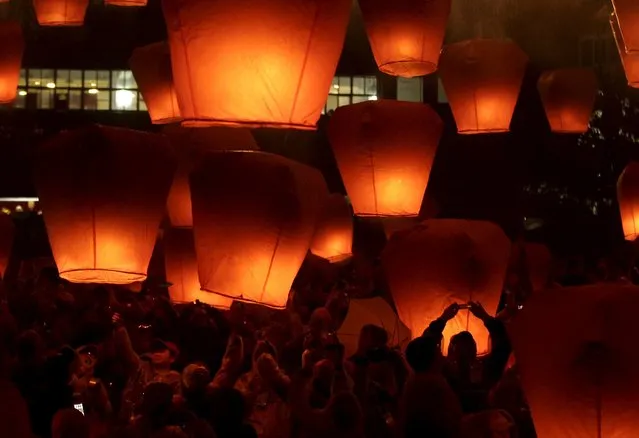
[358, 0, 451, 77]
[33, 0, 89, 26]
[129, 42, 181, 125]
[611, 13, 639, 88]
[0, 214, 14, 278]
[617, 161, 639, 240]
[161, 0, 351, 129]
[328, 100, 442, 217]
[105, 0, 147, 5]
[439, 39, 528, 134]
[34, 125, 176, 284]
[611, 0, 639, 52]
[0, 23, 23, 104]
[310, 194, 353, 263]
[190, 151, 327, 309]
[382, 219, 511, 355]
[164, 227, 232, 308]
[510, 285, 639, 438]
[537, 68, 597, 134]
[164, 126, 258, 228]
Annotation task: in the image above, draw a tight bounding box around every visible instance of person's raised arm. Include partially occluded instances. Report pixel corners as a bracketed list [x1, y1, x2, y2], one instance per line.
[209, 334, 244, 389]
[288, 352, 325, 431]
[112, 313, 141, 374]
[469, 301, 511, 385]
[422, 303, 459, 338]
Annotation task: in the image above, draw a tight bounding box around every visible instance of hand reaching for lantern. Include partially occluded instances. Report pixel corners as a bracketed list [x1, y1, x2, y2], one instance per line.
[441, 303, 460, 321]
[469, 301, 490, 322]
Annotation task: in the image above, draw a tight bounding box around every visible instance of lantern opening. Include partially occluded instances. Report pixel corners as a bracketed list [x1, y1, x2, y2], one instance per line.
[379, 60, 437, 78]
[61, 269, 147, 285]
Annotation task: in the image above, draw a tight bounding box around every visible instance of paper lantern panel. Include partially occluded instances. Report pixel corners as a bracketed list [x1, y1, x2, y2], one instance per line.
[439, 39, 528, 134]
[611, 12, 639, 88]
[328, 100, 443, 217]
[33, 0, 89, 26]
[161, 0, 351, 129]
[537, 68, 597, 134]
[34, 125, 176, 284]
[310, 194, 353, 263]
[611, 0, 639, 52]
[129, 42, 181, 125]
[164, 227, 232, 308]
[190, 151, 327, 308]
[382, 219, 510, 355]
[617, 161, 639, 241]
[358, 0, 451, 78]
[510, 285, 639, 438]
[0, 23, 24, 104]
[164, 126, 258, 228]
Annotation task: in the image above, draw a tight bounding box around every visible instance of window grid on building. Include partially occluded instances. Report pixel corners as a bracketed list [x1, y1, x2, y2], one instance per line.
[323, 75, 378, 114]
[14, 69, 147, 112]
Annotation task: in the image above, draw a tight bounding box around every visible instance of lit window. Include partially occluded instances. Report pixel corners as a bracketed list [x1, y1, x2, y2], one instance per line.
[437, 76, 448, 103]
[18, 69, 26, 87]
[112, 70, 137, 90]
[397, 77, 423, 103]
[324, 75, 377, 113]
[84, 70, 111, 89]
[112, 89, 138, 111]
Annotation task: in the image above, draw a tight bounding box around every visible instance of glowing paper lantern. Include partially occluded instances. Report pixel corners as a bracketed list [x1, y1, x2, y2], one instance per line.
[358, 0, 451, 77]
[617, 161, 639, 240]
[129, 42, 181, 125]
[164, 126, 258, 228]
[537, 68, 597, 134]
[33, 0, 89, 26]
[611, 13, 639, 88]
[328, 100, 443, 216]
[161, 0, 351, 129]
[34, 125, 176, 284]
[382, 219, 511, 355]
[164, 228, 232, 308]
[190, 151, 327, 308]
[611, 0, 639, 52]
[510, 285, 639, 437]
[0, 214, 14, 278]
[105, 0, 147, 5]
[0, 23, 23, 104]
[310, 194, 353, 263]
[439, 39, 528, 134]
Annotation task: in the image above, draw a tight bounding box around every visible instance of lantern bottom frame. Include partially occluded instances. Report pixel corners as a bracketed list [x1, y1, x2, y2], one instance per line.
[105, 0, 148, 6]
[457, 128, 510, 135]
[152, 117, 183, 125]
[379, 60, 437, 78]
[60, 269, 147, 285]
[551, 129, 589, 134]
[201, 287, 287, 310]
[180, 119, 317, 130]
[37, 21, 85, 26]
[171, 292, 232, 310]
[312, 252, 352, 264]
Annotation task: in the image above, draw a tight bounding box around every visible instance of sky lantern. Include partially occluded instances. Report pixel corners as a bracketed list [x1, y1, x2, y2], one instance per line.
[0, 214, 14, 279]
[310, 194, 353, 263]
[0, 22, 23, 104]
[611, 13, 639, 88]
[510, 285, 639, 437]
[611, 0, 639, 52]
[358, 0, 451, 78]
[105, 0, 147, 5]
[190, 151, 327, 309]
[161, 0, 351, 129]
[439, 39, 528, 134]
[34, 125, 176, 284]
[129, 42, 181, 125]
[164, 126, 258, 228]
[328, 100, 443, 217]
[537, 68, 597, 134]
[617, 161, 639, 241]
[382, 219, 510, 355]
[33, 0, 89, 26]
[164, 227, 232, 309]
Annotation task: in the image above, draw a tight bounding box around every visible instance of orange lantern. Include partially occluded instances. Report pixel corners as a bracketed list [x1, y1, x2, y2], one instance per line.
[611, 13, 639, 88]
[358, 0, 451, 77]
[34, 125, 176, 284]
[382, 219, 511, 355]
[0, 214, 14, 278]
[129, 42, 181, 125]
[439, 39, 528, 134]
[33, 0, 89, 26]
[0, 23, 23, 104]
[537, 68, 597, 134]
[310, 194, 353, 263]
[105, 0, 147, 5]
[161, 0, 351, 129]
[164, 227, 232, 308]
[617, 161, 639, 240]
[611, 0, 639, 52]
[164, 126, 258, 228]
[328, 100, 443, 216]
[190, 151, 327, 308]
[510, 285, 639, 437]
